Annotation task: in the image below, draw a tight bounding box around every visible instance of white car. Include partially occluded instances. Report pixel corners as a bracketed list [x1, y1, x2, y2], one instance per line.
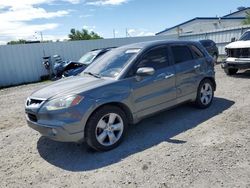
[222, 30, 250, 75]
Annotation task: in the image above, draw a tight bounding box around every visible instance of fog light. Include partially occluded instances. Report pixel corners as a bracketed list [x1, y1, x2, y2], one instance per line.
[52, 129, 57, 136]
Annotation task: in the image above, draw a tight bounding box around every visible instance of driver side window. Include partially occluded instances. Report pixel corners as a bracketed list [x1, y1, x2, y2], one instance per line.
[125, 46, 169, 78]
[137, 46, 169, 70]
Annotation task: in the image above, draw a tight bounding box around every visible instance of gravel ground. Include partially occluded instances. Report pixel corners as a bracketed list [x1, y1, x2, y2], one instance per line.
[0, 66, 249, 188]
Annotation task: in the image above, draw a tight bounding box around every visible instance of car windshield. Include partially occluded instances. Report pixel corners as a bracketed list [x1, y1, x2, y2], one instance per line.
[82, 48, 140, 78]
[78, 50, 101, 65]
[239, 31, 250, 41]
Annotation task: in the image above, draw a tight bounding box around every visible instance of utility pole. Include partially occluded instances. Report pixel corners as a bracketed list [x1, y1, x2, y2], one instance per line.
[35, 32, 45, 56]
[35, 31, 43, 42]
[40, 32, 43, 42]
[127, 28, 131, 37]
[113, 29, 116, 38]
[126, 28, 130, 37]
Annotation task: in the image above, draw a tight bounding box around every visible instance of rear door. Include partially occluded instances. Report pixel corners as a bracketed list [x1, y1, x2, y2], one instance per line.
[170, 44, 205, 98]
[129, 46, 176, 117]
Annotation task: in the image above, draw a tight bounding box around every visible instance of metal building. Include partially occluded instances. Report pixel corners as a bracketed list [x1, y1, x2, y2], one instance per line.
[156, 7, 250, 36]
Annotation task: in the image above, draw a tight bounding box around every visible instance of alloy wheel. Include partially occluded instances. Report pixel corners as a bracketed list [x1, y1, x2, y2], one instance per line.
[200, 83, 213, 105]
[95, 113, 124, 146]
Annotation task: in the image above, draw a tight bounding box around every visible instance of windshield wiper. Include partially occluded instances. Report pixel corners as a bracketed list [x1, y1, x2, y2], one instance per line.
[84, 72, 101, 78]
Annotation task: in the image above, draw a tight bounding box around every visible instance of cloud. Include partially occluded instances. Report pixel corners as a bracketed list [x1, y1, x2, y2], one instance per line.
[0, 41, 7, 45]
[0, 8, 68, 22]
[63, 0, 81, 4]
[0, 0, 80, 8]
[83, 25, 96, 31]
[79, 14, 93, 18]
[0, 0, 76, 44]
[0, 22, 59, 43]
[127, 28, 154, 37]
[86, 0, 129, 6]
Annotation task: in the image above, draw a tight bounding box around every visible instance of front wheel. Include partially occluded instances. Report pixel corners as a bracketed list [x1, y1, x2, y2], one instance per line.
[195, 79, 214, 109]
[85, 106, 128, 151]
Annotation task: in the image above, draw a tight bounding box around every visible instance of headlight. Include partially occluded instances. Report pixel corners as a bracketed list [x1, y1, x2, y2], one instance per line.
[42, 95, 84, 111]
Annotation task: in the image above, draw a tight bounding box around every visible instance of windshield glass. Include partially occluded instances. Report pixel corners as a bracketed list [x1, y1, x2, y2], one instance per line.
[239, 31, 250, 41]
[78, 50, 101, 65]
[82, 48, 140, 78]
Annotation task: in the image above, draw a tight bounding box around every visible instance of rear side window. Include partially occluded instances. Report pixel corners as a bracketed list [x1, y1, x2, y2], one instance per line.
[171, 45, 193, 64]
[200, 40, 214, 47]
[137, 46, 169, 70]
[190, 45, 204, 59]
[203, 41, 210, 47]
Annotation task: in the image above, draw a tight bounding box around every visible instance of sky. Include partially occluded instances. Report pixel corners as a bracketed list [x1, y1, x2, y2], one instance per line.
[0, 0, 249, 44]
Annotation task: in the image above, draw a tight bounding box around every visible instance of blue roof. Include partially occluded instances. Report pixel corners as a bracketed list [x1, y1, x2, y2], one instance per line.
[223, 7, 250, 18]
[119, 40, 201, 50]
[156, 16, 246, 35]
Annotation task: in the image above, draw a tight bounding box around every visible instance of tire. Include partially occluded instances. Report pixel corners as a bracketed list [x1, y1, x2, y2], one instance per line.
[224, 68, 238, 75]
[85, 105, 128, 151]
[195, 79, 214, 109]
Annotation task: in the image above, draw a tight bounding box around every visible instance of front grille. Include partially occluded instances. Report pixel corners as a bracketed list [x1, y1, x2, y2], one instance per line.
[27, 113, 38, 122]
[228, 48, 250, 58]
[26, 98, 44, 107]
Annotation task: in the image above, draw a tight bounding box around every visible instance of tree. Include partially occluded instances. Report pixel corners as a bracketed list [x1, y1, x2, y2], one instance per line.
[243, 11, 250, 25]
[68, 28, 103, 41]
[7, 39, 27, 45]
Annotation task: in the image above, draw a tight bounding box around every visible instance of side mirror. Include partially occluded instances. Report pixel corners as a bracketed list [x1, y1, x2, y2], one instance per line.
[136, 67, 155, 77]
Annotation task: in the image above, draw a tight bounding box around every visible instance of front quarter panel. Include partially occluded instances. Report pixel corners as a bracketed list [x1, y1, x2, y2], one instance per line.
[88, 79, 132, 109]
[82, 79, 134, 124]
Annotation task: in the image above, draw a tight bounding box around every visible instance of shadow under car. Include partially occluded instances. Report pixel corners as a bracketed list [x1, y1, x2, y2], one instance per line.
[231, 70, 250, 79]
[37, 97, 234, 172]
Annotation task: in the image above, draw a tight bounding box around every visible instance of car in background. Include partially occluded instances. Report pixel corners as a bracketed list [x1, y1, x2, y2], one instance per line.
[199, 39, 219, 62]
[222, 30, 250, 75]
[54, 47, 115, 78]
[25, 40, 216, 151]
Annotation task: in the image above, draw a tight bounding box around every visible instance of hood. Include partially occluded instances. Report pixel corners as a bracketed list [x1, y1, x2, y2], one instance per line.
[225, 40, 250, 49]
[31, 76, 114, 100]
[63, 61, 86, 68]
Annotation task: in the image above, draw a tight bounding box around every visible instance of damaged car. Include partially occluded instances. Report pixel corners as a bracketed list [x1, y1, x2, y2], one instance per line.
[54, 47, 115, 78]
[222, 30, 250, 75]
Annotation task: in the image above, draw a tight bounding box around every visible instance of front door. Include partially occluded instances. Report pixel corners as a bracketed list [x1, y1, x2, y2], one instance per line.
[130, 46, 176, 117]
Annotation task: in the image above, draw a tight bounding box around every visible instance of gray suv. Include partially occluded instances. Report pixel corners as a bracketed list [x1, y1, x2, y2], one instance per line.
[25, 40, 216, 151]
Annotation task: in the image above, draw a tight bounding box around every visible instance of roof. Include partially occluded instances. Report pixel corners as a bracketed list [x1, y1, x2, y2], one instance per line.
[156, 17, 245, 35]
[118, 40, 200, 49]
[223, 7, 250, 18]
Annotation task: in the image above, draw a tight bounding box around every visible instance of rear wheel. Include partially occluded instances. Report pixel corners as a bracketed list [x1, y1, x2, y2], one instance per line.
[85, 105, 128, 151]
[224, 68, 238, 75]
[195, 79, 214, 109]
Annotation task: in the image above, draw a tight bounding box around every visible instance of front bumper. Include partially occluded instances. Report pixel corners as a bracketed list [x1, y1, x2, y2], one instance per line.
[221, 58, 250, 70]
[25, 96, 96, 143]
[26, 118, 84, 143]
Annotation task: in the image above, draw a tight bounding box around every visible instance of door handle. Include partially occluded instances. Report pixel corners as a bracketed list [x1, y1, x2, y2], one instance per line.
[165, 73, 174, 79]
[154, 73, 166, 81]
[194, 64, 201, 69]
